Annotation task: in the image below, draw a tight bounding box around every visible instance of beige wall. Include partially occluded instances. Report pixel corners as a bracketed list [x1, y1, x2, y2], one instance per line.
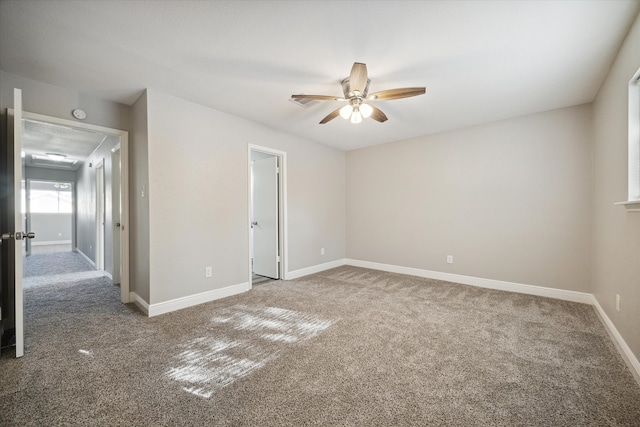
[75, 135, 120, 275]
[592, 12, 640, 361]
[130, 91, 150, 302]
[145, 90, 345, 304]
[347, 104, 593, 293]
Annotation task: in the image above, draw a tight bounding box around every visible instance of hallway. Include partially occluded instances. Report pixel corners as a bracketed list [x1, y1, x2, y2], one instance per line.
[23, 245, 105, 288]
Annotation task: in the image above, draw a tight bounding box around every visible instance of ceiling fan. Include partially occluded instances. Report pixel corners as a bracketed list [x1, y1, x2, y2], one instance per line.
[291, 62, 425, 124]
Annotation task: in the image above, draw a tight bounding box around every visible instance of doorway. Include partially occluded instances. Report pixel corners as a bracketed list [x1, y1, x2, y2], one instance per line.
[248, 145, 287, 287]
[16, 111, 130, 306]
[1, 99, 130, 357]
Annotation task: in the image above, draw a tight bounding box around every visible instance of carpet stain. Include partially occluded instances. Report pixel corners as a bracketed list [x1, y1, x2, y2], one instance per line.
[166, 305, 335, 398]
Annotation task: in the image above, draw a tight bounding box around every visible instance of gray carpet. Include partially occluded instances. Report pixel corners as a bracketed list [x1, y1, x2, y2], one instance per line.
[23, 246, 104, 288]
[1, 266, 639, 426]
[24, 246, 94, 277]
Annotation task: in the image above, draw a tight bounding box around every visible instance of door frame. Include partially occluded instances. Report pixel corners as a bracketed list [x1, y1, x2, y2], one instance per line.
[247, 144, 287, 287]
[111, 145, 122, 285]
[19, 110, 130, 303]
[95, 159, 105, 271]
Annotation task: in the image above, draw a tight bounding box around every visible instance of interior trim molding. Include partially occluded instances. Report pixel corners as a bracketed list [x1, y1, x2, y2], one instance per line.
[614, 200, 640, 212]
[74, 248, 96, 268]
[147, 282, 250, 317]
[31, 240, 72, 246]
[130, 291, 149, 315]
[591, 295, 640, 385]
[345, 259, 593, 304]
[247, 144, 289, 288]
[286, 258, 346, 280]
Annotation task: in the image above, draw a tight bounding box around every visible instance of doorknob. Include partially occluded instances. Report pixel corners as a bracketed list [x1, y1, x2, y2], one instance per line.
[0, 231, 35, 241]
[15, 231, 36, 240]
[251, 221, 258, 226]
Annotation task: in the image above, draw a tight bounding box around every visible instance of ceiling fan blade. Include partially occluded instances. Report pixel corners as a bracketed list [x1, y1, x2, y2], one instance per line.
[349, 62, 368, 95]
[319, 107, 343, 124]
[368, 87, 426, 101]
[291, 94, 344, 101]
[369, 105, 388, 123]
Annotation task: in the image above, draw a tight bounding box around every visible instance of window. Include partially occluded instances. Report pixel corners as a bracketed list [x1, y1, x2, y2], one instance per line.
[628, 70, 640, 202]
[618, 68, 640, 211]
[24, 181, 73, 213]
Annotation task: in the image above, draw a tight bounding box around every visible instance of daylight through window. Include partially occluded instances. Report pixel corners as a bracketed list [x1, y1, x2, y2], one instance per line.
[23, 181, 73, 213]
[628, 69, 640, 202]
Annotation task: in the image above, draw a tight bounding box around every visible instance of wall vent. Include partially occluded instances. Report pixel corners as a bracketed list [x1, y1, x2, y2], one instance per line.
[289, 97, 320, 109]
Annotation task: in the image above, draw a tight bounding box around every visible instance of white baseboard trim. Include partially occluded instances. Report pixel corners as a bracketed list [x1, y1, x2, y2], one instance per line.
[130, 291, 149, 315]
[591, 296, 640, 385]
[286, 258, 346, 280]
[31, 240, 72, 246]
[345, 259, 593, 304]
[104, 271, 113, 280]
[148, 282, 250, 317]
[75, 248, 96, 268]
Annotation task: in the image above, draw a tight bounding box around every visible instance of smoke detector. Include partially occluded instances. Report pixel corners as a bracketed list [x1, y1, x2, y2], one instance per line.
[72, 109, 87, 120]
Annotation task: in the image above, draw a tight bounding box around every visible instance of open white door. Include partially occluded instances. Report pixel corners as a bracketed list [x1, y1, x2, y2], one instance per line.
[3, 88, 35, 358]
[13, 89, 25, 358]
[252, 156, 279, 279]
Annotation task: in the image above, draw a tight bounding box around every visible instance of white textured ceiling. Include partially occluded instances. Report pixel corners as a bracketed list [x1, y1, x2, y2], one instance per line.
[22, 120, 108, 171]
[1, 1, 639, 151]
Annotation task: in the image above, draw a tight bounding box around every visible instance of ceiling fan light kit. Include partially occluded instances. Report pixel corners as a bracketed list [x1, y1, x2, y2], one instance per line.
[291, 62, 426, 125]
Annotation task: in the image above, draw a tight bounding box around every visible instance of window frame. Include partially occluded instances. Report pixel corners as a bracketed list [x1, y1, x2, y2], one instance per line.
[616, 68, 640, 211]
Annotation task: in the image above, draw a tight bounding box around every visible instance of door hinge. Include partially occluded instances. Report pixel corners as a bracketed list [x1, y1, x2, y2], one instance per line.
[277, 256, 280, 262]
[276, 167, 280, 174]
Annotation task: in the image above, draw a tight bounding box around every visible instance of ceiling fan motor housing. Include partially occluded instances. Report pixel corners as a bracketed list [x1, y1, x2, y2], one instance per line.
[342, 77, 371, 99]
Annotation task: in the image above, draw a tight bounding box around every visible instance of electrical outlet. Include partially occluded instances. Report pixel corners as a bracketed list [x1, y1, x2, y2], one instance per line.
[320, 248, 325, 256]
[447, 255, 453, 264]
[616, 294, 620, 312]
[205, 266, 212, 278]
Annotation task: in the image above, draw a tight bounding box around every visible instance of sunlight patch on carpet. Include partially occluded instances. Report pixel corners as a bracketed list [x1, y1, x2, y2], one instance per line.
[212, 304, 335, 343]
[167, 305, 335, 398]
